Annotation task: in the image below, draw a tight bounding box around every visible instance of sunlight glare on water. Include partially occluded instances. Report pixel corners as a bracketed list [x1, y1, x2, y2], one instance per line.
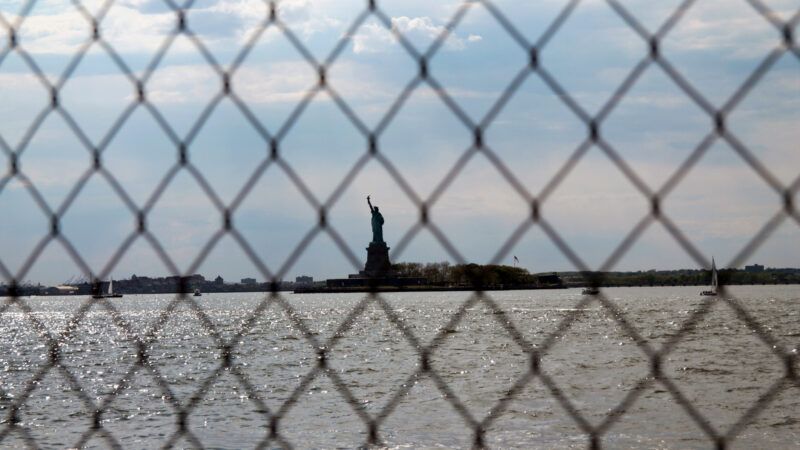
[0, 285, 798, 448]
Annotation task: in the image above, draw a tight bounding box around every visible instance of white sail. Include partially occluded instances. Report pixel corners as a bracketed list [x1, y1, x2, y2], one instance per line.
[710, 258, 718, 292]
[108, 278, 114, 295]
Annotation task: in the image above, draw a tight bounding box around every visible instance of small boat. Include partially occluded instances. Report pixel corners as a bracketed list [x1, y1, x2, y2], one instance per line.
[582, 287, 599, 295]
[193, 289, 202, 297]
[93, 278, 123, 299]
[700, 257, 718, 296]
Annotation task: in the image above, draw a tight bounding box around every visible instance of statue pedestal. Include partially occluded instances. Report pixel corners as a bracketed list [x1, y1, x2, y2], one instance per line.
[319, 240, 430, 291]
[364, 242, 392, 278]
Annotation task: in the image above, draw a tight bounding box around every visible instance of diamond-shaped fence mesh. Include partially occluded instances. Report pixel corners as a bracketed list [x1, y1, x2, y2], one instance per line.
[0, 0, 798, 448]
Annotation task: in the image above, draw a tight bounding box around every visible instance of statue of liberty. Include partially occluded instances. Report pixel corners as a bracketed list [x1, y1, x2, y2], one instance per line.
[366, 195, 384, 244]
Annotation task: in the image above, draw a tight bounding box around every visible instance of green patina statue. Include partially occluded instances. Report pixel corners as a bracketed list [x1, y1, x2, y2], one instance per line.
[367, 195, 384, 244]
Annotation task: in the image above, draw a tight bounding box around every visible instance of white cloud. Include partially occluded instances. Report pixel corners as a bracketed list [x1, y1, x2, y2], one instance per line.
[275, 0, 345, 39]
[4, 0, 268, 57]
[392, 16, 448, 42]
[140, 60, 396, 105]
[0, 56, 397, 108]
[662, 0, 784, 59]
[350, 22, 395, 54]
[143, 64, 220, 104]
[350, 16, 482, 54]
[12, 9, 93, 55]
[232, 61, 319, 103]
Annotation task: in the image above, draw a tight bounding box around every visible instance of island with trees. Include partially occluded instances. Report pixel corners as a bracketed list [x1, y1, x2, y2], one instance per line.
[2, 264, 798, 297]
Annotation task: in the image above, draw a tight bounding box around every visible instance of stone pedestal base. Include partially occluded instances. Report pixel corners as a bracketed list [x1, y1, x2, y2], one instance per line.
[364, 242, 392, 278]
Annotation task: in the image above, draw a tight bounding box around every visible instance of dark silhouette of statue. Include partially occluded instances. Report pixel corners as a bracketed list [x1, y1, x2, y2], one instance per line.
[361, 195, 391, 277]
[367, 195, 384, 244]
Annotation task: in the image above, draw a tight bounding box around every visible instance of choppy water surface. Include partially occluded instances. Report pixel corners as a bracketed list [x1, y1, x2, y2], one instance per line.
[1, 286, 799, 449]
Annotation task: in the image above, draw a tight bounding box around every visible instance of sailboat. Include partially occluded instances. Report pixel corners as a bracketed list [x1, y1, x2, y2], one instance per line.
[700, 257, 718, 296]
[92, 278, 123, 299]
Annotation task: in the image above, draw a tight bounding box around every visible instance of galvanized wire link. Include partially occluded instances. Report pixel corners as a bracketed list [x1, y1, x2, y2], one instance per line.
[0, 0, 798, 448]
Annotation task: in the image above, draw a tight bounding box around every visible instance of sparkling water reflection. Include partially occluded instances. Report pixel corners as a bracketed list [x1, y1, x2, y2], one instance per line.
[1, 286, 798, 448]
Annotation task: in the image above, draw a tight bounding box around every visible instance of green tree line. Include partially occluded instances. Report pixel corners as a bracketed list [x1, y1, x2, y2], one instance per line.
[393, 262, 539, 287]
[391, 262, 800, 287]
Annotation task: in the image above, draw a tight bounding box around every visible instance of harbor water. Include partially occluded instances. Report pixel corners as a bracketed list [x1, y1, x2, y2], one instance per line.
[1, 286, 798, 448]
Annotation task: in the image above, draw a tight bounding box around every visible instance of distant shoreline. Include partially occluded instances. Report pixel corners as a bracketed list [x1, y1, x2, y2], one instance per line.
[3, 266, 798, 297]
[4, 282, 799, 298]
[294, 281, 800, 294]
[293, 284, 566, 294]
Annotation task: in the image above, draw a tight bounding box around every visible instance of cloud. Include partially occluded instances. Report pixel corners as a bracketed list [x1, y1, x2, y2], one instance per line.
[274, 0, 345, 39]
[233, 61, 326, 104]
[3, 0, 267, 57]
[350, 16, 482, 54]
[140, 60, 397, 105]
[655, 0, 789, 59]
[5, 4, 169, 56]
[139, 64, 219, 104]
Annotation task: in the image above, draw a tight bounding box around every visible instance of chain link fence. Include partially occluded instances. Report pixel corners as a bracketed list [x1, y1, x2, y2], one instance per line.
[0, 0, 798, 448]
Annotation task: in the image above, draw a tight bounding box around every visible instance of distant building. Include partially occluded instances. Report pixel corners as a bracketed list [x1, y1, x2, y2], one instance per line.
[295, 276, 313, 285]
[241, 277, 257, 285]
[214, 275, 224, 284]
[537, 273, 564, 288]
[745, 264, 765, 273]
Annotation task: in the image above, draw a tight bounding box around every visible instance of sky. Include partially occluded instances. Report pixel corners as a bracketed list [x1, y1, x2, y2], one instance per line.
[0, 0, 798, 285]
